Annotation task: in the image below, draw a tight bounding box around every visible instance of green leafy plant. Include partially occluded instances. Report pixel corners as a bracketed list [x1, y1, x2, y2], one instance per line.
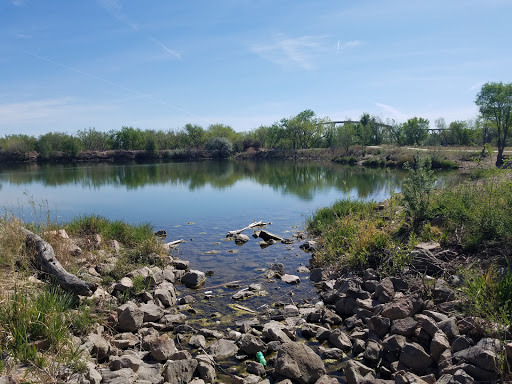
[402, 156, 436, 224]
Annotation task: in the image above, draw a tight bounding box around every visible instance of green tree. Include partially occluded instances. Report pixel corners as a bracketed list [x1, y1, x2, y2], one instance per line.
[402, 117, 429, 146]
[205, 137, 233, 158]
[475, 82, 512, 166]
[77, 128, 110, 151]
[335, 123, 358, 152]
[111, 126, 146, 150]
[184, 124, 205, 148]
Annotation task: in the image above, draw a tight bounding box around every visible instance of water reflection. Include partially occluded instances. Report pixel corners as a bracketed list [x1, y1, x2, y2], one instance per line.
[0, 160, 407, 201]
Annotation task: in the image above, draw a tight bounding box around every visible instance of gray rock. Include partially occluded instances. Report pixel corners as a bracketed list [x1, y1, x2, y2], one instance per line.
[189, 334, 206, 349]
[431, 330, 450, 361]
[280, 274, 301, 284]
[149, 334, 177, 361]
[140, 302, 164, 322]
[363, 339, 382, 364]
[264, 263, 285, 278]
[86, 333, 110, 361]
[310, 267, 329, 282]
[374, 277, 395, 303]
[367, 316, 391, 339]
[181, 270, 206, 288]
[433, 279, 456, 303]
[262, 321, 293, 343]
[299, 240, 317, 252]
[172, 259, 190, 270]
[209, 339, 239, 359]
[438, 318, 460, 339]
[246, 361, 266, 376]
[136, 363, 164, 384]
[328, 329, 352, 351]
[257, 230, 283, 242]
[238, 334, 267, 356]
[234, 233, 250, 245]
[381, 297, 422, 320]
[99, 367, 137, 384]
[85, 361, 102, 384]
[390, 317, 418, 336]
[399, 342, 433, 374]
[422, 310, 449, 322]
[115, 277, 134, 292]
[414, 314, 439, 337]
[162, 359, 198, 384]
[342, 360, 375, 384]
[197, 361, 215, 383]
[274, 341, 326, 384]
[109, 354, 143, 372]
[118, 302, 144, 332]
[154, 282, 176, 307]
[453, 344, 499, 372]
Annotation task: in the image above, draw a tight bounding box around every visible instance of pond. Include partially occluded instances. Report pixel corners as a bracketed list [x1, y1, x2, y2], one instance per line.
[0, 160, 411, 311]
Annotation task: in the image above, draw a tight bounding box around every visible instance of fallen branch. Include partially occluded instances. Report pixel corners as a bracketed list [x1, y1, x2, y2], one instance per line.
[164, 239, 185, 250]
[22, 228, 96, 296]
[226, 221, 271, 237]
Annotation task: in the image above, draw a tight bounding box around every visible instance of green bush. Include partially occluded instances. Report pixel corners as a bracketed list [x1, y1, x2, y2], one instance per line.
[205, 137, 233, 158]
[402, 157, 436, 224]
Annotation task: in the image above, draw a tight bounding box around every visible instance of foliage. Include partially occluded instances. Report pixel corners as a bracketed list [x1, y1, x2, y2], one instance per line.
[333, 155, 358, 165]
[401, 117, 429, 146]
[76, 128, 110, 151]
[64, 215, 156, 247]
[205, 136, 233, 158]
[37, 132, 83, 158]
[402, 156, 436, 223]
[475, 82, 512, 167]
[0, 284, 84, 364]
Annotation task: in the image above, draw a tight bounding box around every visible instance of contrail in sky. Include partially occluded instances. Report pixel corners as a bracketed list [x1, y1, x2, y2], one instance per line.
[337, 40, 340, 56]
[23, 50, 197, 118]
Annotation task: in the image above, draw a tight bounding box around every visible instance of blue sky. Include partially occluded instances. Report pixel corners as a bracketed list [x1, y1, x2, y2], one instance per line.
[1, 0, 511, 136]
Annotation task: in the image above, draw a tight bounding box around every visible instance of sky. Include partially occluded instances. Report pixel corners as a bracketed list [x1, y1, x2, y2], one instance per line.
[1, 0, 511, 136]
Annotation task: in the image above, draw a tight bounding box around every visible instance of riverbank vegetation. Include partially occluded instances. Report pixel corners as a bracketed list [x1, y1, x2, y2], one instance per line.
[307, 159, 512, 330]
[1, 82, 511, 166]
[0, 209, 167, 380]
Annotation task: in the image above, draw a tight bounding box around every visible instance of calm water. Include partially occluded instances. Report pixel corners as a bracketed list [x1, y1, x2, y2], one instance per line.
[0, 160, 408, 304]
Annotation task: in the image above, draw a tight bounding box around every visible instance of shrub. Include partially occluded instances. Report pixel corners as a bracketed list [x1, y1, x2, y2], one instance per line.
[402, 156, 436, 224]
[205, 137, 233, 158]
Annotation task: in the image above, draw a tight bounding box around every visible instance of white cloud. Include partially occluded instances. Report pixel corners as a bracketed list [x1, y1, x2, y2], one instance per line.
[342, 40, 362, 48]
[251, 34, 328, 70]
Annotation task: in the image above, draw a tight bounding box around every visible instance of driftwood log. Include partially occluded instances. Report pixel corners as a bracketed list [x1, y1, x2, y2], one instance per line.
[226, 221, 272, 237]
[22, 227, 96, 296]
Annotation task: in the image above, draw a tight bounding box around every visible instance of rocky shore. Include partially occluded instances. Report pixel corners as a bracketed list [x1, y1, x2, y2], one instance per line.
[1, 228, 507, 384]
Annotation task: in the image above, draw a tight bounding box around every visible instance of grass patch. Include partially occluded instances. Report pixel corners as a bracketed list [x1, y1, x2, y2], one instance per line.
[64, 215, 155, 247]
[0, 283, 91, 371]
[332, 155, 358, 165]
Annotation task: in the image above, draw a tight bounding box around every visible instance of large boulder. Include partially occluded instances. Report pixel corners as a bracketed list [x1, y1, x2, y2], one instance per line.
[399, 342, 433, 374]
[117, 302, 143, 332]
[162, 359, 198, 384]
[181, 270, 206, 288]
[274, 341, 326, 384]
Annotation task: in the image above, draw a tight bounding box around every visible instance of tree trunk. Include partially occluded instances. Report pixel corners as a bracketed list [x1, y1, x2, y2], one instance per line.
[496, 146, 505, 167]
[22, 228, 96, 296]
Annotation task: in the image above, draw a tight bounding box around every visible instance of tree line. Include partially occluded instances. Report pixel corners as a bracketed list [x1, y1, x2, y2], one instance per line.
[1, 82, 510, 165]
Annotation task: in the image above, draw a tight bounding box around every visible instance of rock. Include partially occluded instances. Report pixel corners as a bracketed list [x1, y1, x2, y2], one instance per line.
[414, 314, 439, 337]
[118, 302, 144, 332]
[209, 339, 239, 359]
[328, 329, 352, 351]
[262, 321, 293, 343]
[154, 229, 167, 237]
[452, 336, 473, 352]
[234, 234, 250, 245]
[280, 274, 301, 284]
[246, 361, 266, 376]
[310, 268, 329, 282]
[154, 282, 176, 307]
[257, 230, 283, 242]
[296, 266, 310, 273]
[453, 343, 499, 372]
[438, 318, 460, 339]
[363, 340, 382, 365]
[399, 342, 433, 374]
[112, 332, 139, 349]
[109, 354, 143, 372]
[299, 240, 317, 252]
[136, 363, 164, 384]
[410, 248, 445, 276]
[274, 341, 326, 384]
[320, 347, 345, 359]
[99, 367, 137, 384]
[189, 334, 206, 349]
[181, 270, 206, 288]
[381, 297, 422, 320]
[86, 334, 110, 360]
[314, 375, 339, 384]
[343, 360, 375, 384]
[238, 334, 267, 356]
[368, 316, 391, 339]
[149, 334, 177, 361]
[422, 310, 449, 322]
[433, 279, 455, 303]
[140, 302, 164, 322]
[265, 263, 285, 278]
[162, 359, 198, 384]
[85, 361, 102, 384]
[197, 360, 216, 383]
[394, 371, 429, 384]
[374, 277, 395, 303]
[390, 317, 418, 337]
[171, 350, 193, 360]
[114, 277, 134, 292]
[430, 330, 450, 361]
[172, 259, 190, 270]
